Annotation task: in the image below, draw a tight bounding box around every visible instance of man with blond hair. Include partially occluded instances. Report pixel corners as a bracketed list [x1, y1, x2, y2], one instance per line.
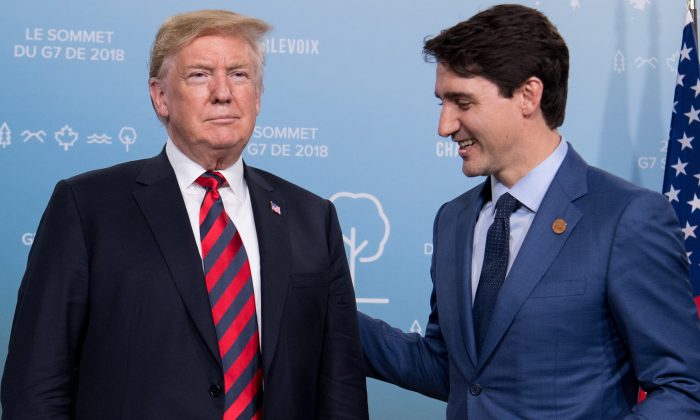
[1, 10, 368, 420]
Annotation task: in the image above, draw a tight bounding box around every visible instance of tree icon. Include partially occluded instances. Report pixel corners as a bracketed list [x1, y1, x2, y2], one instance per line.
[409, 320, 423, 336]
[0, 122, 11, 149]
[329, 192, 390, 287]
[614, 50, 626, 74]
[628, 0, 649, 11]
[119, 127, 137, 152]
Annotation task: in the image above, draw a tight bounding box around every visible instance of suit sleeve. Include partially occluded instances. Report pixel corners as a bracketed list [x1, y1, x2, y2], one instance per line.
[606, 191, 700, 418]
[316, 202, 369, 420]
[1, 180, 89, 419]
[357, 204, 449, 401]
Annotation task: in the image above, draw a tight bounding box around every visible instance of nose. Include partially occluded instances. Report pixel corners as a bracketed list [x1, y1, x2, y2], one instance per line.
[210, 72, 233, 104]
[437, 105, 459, 138]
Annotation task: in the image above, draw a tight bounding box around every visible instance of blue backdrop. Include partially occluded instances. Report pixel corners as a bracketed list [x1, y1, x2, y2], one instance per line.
[0, 0, 687, 418]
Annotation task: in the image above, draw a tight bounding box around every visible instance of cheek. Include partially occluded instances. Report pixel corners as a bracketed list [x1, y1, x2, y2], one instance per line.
[171, 85, 209, 106]
[240, 91, 261, 115]
[185, 90, 209, 104]
[485, 109, 516, 136]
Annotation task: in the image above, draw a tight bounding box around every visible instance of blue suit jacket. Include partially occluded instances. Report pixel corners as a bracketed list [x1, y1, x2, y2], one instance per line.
[1, 151, 368, 419]
[360, 145, 700, 419]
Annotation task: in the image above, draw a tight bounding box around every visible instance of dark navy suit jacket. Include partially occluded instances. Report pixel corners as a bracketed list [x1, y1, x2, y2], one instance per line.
[360, 145, 700, 419]
[2, 151, 368, 419]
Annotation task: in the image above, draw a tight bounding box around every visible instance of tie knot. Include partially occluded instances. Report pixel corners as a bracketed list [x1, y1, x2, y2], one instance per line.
[494, 192, 521, 219]
[196, 171, 227, 191]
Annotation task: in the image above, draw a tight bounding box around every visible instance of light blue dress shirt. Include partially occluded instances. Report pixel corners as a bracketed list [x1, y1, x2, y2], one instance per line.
[470, 140, 569, 302]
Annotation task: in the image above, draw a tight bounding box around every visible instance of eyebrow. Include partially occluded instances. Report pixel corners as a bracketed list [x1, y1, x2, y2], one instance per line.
[183, 61, 252, 71]
[436, 91, 476, 102]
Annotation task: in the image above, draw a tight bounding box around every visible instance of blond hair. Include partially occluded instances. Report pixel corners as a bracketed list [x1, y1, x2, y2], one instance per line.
[149, 10, 270, 89]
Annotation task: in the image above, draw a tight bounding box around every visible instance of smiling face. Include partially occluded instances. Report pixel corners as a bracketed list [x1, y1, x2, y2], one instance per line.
[149, 34, 261, 169]
[435, 63, 532, 187]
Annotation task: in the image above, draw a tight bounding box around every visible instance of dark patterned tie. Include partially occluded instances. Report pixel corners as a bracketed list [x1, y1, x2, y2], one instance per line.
[196, 171, 263, 420]
[473, 192, 521, 354]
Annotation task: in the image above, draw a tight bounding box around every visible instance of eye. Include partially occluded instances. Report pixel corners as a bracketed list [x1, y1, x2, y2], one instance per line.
[231, 70, 250, 80]
[457, 100, 472, 110]
[187, 71, 208, 80]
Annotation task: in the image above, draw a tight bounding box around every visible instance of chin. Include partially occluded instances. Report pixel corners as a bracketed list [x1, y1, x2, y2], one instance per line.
[461, 164, 480, 178]
[206, 136, 246, 148]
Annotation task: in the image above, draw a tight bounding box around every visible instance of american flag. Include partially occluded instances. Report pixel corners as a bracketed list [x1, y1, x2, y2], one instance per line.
[270, 201, 282, 216]
[662, 9, 700, 313]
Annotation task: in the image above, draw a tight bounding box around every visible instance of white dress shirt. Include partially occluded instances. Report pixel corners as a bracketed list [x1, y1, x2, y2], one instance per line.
[470, 139, 568, 302]
[165, 139, 263, 340]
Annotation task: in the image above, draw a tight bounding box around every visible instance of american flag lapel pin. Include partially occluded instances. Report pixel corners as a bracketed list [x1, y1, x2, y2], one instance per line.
[270, 201, 282, 216]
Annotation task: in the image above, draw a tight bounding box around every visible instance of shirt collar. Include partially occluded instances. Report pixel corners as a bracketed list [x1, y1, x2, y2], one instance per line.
[165, 138, 246, 198]
[489, 138, 568, 213]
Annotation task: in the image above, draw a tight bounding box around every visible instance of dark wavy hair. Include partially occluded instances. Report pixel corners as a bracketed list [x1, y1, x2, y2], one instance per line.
[424, 4, 569, 128]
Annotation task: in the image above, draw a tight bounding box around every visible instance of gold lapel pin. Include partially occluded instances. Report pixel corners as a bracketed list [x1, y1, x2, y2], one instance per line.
[552, 218, 567, 235]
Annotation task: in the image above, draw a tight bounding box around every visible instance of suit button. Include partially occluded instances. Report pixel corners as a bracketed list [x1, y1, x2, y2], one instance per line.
[470, 384, 482, 396]
[209, 384, 223, 397]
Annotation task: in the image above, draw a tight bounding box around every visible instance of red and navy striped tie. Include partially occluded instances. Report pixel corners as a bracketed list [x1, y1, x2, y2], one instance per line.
[196, 171, 263, 420]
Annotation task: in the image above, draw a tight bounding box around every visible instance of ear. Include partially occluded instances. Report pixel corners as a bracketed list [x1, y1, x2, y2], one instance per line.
[149, 78, 169, 119]
[254, 85, 261, 116]
[519, 76, 544, 118]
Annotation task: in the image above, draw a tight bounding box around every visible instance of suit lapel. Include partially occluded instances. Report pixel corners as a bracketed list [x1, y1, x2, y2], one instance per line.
[476, 146, 589, 369]
[447, 184, 488, 369]
[132, 151, 221, 366]
[244, 165, 291, 378]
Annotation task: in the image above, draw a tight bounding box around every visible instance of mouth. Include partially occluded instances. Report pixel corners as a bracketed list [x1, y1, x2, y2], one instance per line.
[456, 139, 475, 149]
[207, 116, 238, 123]
[454, 138, 475, 158]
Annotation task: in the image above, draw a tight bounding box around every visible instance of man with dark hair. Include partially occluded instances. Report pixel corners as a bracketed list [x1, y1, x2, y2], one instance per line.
[359, 4, 700, 418]
[1, 10, 368, 420]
